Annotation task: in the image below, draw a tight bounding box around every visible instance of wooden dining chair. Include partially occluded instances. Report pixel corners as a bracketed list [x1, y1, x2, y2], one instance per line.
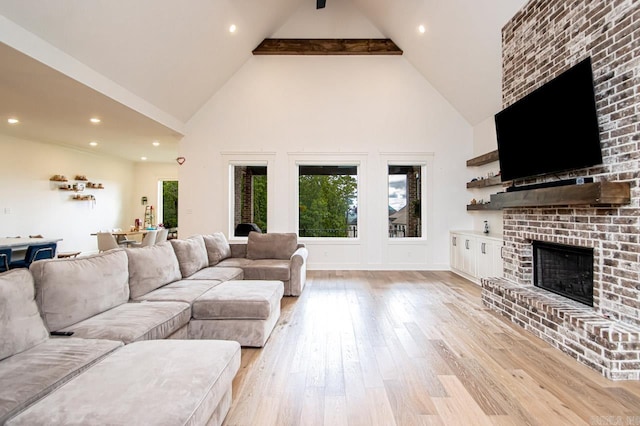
[0, 247, 11, 272]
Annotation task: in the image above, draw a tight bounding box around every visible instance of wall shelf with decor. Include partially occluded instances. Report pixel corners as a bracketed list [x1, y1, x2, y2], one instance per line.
[466, 203, 500, 211]
[71, 194, 96, 201]
[466, 175, 503, 189]
[466, 150, 499, 167]
[51, 174, 104, 199]
[465, 150, 504, 211]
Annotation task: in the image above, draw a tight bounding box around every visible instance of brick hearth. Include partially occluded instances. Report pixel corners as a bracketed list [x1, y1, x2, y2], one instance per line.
[482, 278, 640, 380]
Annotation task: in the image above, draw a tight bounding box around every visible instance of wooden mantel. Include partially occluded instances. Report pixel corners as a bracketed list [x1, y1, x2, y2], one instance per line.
[252, 39, 403, 55]
[490, 181, 630, 209]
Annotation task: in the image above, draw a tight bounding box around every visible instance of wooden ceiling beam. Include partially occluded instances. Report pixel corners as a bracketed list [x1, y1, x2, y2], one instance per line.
[252, 39, 403, 56]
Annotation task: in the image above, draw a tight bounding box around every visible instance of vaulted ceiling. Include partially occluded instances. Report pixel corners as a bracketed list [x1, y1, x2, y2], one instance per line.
[0, 0, 527, 162]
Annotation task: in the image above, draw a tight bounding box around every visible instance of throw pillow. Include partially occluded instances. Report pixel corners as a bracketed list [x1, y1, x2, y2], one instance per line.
[170, 235, 209, 277]
[246, 232, 298, 260]
[202, 232, 232, 266]
[31, 249, 130, 331]
[0, 269, 49, 361]
[125, 242, 182, 299]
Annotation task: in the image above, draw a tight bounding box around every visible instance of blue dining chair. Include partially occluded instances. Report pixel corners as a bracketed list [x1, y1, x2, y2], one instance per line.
[0, 247, 11, 272]
[10, 243, 57, 269]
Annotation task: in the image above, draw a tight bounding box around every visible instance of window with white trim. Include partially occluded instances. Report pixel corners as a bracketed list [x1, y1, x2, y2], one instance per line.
[388, 165, 423, 238]
[298, 165, 358, 238]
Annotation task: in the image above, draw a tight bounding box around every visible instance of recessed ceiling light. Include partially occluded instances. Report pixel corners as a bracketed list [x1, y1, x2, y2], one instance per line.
[418, 25, 426, 34]
[152, 141, 160, 147]
[229, 24, 237, 33]
[90, 117, 101, 124]
[7, 118, 19, 124]
[141, 156, 147, 161]
[89, 141, 98, 147]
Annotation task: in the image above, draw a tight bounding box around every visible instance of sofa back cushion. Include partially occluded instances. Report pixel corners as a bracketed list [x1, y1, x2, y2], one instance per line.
[0, 269, 49, 361]
[30, 250, 130, 332]
[202, 232, 232, 266]
[246, 232, 298, 260]
[170, 235, 208, 278]
[126, 242, 182, 299]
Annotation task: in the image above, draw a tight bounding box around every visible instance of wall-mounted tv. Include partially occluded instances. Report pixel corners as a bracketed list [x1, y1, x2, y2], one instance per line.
[494, 57, 602, 183]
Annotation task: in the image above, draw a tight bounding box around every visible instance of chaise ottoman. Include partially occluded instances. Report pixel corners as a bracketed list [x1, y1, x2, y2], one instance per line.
[188, 280, 284, 347]
[6, 339, 241, 426]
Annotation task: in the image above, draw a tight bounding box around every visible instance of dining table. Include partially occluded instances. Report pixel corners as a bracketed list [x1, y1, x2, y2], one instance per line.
[91, 230, 149, 244]
[0, 237, 64, 261]
[0, 237, 63, 251]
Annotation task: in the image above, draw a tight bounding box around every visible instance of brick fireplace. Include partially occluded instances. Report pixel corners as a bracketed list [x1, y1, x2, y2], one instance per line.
[481, 1, 640, 380]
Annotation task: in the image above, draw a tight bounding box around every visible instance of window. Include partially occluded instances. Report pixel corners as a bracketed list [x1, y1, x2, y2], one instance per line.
[232, 165, 267, 235]
[158, 180, 178, 229]
[298, 165, 358, 238]
[388, 165, 422, 238]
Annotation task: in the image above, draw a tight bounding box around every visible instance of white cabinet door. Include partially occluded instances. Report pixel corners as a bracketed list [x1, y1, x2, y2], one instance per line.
[491, 240, 504, 277]
[477, 240, 493, 278]
[461, 235, 477, 277]
[450, 233, 461, 271]
[477, 238, 503, 279]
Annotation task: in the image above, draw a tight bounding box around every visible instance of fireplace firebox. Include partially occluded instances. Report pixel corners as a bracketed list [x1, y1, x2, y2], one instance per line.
[532, 241, 593, 306]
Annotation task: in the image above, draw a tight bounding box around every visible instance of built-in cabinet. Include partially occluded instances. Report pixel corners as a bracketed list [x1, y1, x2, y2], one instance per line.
[450, 230, 503, 284]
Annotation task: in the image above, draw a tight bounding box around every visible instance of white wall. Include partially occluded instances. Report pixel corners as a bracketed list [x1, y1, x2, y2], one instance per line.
[179, 54, 473, 270]
[0, 134, 135, 254]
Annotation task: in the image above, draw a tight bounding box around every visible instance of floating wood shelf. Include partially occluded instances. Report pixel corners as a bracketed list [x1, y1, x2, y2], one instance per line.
[490, 181, 630, 208]
[252, 39, 403, 55]
[466, 150, 499, 167]
[466, 176, 504, 189]
[466, 203, 500, 211]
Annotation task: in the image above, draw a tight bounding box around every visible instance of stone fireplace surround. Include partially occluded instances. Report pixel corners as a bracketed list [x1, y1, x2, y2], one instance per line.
[481, 1, 640, 380]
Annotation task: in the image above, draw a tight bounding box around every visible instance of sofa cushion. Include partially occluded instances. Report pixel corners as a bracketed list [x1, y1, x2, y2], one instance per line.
[0, 269, 49, 361]
[58, 301, 191, 344]
[203, 232, 232, 266]
[216, 257, 254, 269]
[126, 242, 182, 299]
[242, 259, 291, 281]
[192, 280, 284, 320]
[187, 266, 244, 281]
[170, 235, 208, 277]
[6, 340, 241, 426]
[30, 250, 130, 332]
[132, 279, 222, 304]
[0, 338, 122, 425]
[246, 232, 298, 260]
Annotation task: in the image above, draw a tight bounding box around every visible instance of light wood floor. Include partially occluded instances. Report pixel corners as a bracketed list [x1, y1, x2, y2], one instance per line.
[223, 270, 640, 425]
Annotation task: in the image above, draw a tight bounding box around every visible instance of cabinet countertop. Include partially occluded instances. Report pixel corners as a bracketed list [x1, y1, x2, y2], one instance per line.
[450, 230, 503, 241]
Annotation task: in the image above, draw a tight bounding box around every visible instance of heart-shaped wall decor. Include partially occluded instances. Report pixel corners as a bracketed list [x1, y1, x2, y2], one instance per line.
[176, 157, 186, 165]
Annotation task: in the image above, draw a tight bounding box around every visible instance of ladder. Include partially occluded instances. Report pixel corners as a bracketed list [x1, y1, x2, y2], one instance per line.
[143, 205, 155, 229]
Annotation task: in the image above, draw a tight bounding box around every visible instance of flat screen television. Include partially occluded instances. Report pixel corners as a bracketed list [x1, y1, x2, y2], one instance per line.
[494, 57, 603, 183]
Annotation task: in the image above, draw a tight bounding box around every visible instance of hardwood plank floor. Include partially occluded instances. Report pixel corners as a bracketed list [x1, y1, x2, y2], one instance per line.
[223, 271, 640, 425]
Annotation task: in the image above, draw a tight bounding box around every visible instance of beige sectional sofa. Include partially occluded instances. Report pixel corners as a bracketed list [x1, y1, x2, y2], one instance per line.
[0, 231, 307, 425]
